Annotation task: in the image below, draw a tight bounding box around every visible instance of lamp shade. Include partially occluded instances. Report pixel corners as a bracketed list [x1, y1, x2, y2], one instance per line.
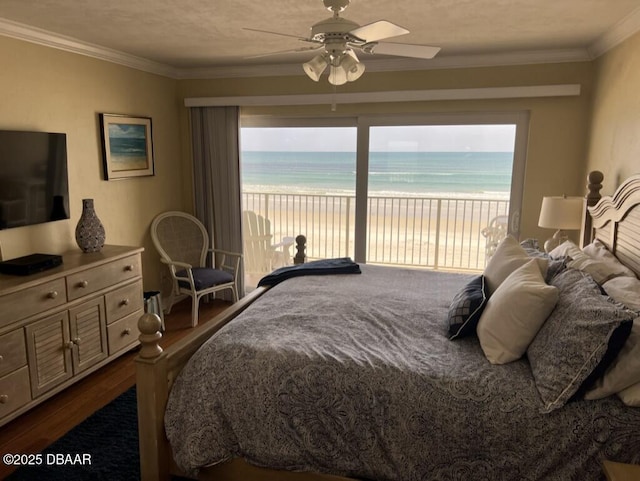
[340, 54, 365, 81]
[538, 196, 583, 230]
[302, 55, 328, 82]
[328, 65, 348, 85]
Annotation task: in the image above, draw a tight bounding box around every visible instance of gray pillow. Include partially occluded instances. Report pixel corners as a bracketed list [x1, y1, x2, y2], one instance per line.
[527, 268, 635, 413]
[520, 238, 567, 282]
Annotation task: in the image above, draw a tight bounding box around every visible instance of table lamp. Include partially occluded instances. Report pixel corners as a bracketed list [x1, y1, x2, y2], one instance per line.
[538, 195, 584, 252]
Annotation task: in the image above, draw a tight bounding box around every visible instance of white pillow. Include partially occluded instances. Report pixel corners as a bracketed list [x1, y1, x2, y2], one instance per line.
[477, 259, 559, 364]
[585, 319, 640, 400]
[618, 382, 640, 407]
[484, 236, 549, 295]
[549, 240, 582, 259]
[582, 239, 637, 280]
[602, 276, 640, 311]
[550, 240, 628, 285]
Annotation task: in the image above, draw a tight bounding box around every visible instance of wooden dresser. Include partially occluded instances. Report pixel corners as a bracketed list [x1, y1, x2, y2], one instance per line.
[0, 245, 144, 427]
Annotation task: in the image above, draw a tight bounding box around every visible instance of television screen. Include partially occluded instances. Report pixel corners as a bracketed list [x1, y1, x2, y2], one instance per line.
[0, 130, 69, 230]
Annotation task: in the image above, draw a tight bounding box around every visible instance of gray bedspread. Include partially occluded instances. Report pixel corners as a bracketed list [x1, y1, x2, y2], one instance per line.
[165, 265, 640, 481]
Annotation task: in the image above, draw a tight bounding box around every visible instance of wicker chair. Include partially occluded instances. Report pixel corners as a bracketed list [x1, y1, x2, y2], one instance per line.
[481, 215, 509, 262]
[150, 211, 241, 326]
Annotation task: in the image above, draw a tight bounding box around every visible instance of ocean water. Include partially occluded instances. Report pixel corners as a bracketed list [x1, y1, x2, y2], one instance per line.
[241, 151, 513, 198]
[109, 137, 147, 158]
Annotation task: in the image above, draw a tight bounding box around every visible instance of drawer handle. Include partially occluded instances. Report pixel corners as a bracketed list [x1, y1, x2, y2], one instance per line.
[124, 264, 134, 272]
[123, 328, 131, 336]
[78, 280, 89, 288]
[0, 355, 3, 363]
[67, 338, 81, 349]
[121, 298, 130, 307]
[47, 291, 58, 299]
[0, 395, 8, 404]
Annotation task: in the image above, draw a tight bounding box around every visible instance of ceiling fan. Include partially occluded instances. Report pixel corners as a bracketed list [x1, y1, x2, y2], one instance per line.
[245, 0, 441, 86]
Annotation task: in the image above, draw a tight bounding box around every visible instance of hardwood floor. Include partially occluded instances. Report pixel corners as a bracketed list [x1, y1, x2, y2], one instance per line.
[0, 298, 231, 480]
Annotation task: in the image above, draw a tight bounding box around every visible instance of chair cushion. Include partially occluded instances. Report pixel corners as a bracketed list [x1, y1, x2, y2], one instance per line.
[176, 267, 234, 291]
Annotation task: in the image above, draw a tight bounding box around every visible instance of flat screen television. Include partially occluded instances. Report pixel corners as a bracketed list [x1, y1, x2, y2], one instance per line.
[0, 130, 69, 230]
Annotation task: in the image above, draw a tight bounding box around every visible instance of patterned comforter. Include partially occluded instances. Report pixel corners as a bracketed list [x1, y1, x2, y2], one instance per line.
[165, 265, 640, 481]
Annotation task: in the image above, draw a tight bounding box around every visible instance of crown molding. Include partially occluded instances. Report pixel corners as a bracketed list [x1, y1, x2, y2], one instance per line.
[1, 10, 639, 80]
[589, 6, 640, 58]
[0, 17, 179, 78]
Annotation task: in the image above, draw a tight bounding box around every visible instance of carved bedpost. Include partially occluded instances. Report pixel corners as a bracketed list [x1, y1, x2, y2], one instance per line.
[138, 313, 164, 358]
[136, 313, 171, 481]
[580, 170, 604, 247]
[294, 235, 307, 265]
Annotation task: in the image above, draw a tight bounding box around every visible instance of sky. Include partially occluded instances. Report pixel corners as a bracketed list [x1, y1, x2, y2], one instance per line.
[241, 125, 517, 152]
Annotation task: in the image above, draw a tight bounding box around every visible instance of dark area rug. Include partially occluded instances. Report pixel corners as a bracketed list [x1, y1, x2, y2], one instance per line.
[7, 387, 140, 481]
[6, 387, 190, 481]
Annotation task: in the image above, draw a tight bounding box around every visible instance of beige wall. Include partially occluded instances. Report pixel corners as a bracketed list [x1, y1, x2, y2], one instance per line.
[585, 30, 640, 194]
[0, 36, 185, 290]
[0, 33, 602, 287]
[179, 62, 595, 240]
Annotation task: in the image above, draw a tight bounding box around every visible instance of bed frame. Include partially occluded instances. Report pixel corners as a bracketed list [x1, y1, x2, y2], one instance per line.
[135, 170, 640, 481]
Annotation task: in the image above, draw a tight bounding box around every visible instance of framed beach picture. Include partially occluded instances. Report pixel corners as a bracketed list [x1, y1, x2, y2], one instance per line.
[99, 113, 154, 180]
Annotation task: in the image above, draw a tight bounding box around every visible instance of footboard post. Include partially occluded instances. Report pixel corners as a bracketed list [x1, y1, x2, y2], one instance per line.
[294, 235, 307, 264]
[136, 313, 171, 481]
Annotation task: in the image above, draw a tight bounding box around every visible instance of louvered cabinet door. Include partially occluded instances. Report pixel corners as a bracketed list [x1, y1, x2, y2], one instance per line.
[25, 312, 73, 398]
[68, 297, 108, 374]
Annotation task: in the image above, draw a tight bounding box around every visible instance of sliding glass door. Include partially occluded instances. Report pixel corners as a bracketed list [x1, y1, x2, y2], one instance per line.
[240, 125, 357, 288]
[240, 112, 528, 286]
[364, 124, 516, 270]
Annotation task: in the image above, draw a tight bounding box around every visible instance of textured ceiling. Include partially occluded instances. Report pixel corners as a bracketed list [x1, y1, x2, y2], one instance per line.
[0, 0, 639, 70]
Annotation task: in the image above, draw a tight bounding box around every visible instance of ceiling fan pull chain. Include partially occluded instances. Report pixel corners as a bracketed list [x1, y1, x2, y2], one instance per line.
[331, 82, 338, 111]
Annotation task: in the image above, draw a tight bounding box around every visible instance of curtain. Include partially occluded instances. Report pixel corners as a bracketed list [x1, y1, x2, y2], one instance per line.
[190, 106, 244, 298]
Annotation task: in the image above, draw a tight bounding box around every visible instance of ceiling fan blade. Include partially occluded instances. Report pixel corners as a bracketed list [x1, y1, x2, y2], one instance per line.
[243, 27, 318, 44]
[349, 20, 409, 43]
[367, 42, 441, 59]
[245, 46, 324, 59]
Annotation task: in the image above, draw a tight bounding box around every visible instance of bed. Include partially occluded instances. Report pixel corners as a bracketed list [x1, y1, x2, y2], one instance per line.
[135, 170, 640, 481]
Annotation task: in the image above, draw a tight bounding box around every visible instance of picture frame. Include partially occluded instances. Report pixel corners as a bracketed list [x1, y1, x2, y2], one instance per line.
[99, 113, 154, 180]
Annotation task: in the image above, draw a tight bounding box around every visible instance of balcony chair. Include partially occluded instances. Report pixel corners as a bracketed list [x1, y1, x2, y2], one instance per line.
[242, 210, 294, 278]
[150, 211, 241, 327]
[481, 214, 509, 261]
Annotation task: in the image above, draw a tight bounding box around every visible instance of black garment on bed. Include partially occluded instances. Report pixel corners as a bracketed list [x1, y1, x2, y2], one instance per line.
[257, 257, 361, 287]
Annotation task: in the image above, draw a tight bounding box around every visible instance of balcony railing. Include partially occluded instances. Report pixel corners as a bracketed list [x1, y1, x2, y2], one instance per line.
[243, 192, 509, 272]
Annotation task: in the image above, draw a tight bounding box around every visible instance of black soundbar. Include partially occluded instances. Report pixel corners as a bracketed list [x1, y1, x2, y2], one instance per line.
[0, 253, 63, 276]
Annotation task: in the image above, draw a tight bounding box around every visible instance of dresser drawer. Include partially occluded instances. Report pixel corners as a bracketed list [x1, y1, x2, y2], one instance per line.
[0, 366, 31, 419]
[107, 310, 142, 355]
[66, 254, 141, 301]
[0, 279, 67, 328]
[0, 329, 27, 378]
[105, 280, 144, 324]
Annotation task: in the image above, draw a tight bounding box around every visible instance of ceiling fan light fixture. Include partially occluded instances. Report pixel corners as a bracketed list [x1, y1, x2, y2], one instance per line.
[302, 54, 329, 81]
[328, 65, 348, 85]
[340, 54, 365, 81]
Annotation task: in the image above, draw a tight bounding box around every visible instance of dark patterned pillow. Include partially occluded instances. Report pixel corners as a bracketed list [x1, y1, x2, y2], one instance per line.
[448, 276, 487, 340]
[527, 268, 635, 413]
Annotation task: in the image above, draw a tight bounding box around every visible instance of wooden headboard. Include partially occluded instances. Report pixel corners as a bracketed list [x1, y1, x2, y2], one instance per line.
[582, 170, 640, 278]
